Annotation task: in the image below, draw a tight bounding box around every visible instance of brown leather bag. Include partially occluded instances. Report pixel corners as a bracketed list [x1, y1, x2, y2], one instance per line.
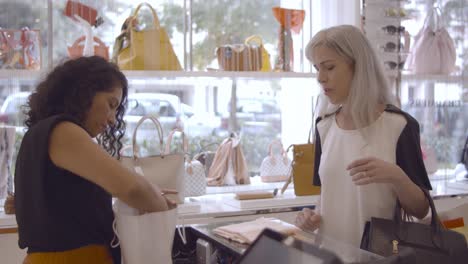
[216, 44, 262, 71]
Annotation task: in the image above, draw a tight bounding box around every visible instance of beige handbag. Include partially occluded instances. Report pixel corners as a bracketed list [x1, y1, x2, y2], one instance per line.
[120, 115, 185, 203]
[207, 134, 250, 186]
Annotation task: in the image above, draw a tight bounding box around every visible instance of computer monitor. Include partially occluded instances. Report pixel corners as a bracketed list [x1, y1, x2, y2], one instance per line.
[236, 228, 343, 264]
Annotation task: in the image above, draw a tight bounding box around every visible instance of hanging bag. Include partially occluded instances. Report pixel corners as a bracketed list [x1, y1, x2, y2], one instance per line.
[165, 128, 206, 197]
[405, 7, 456, 74]
[116, 2, 182, 71]
[67, 35, 109, 60]
[360, 188, 467, 263]
[120, 115, 185, 203]
[259, 139, 291, 182]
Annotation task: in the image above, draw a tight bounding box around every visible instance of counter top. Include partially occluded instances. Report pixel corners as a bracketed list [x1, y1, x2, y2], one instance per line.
[2, 176, 468, 230]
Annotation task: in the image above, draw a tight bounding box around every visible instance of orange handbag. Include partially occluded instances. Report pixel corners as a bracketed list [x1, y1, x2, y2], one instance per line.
[67, 35, 109, 60]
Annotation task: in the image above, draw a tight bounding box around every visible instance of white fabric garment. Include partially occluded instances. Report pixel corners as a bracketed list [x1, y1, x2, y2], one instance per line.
[317, 112, 407, 247]
[213, 217, 300, 244]
[0, 126, 15, 199]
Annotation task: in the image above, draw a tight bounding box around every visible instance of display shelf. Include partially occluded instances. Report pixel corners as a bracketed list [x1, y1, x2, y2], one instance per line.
[401, 72, 464, 83]
[122, 70, 316, 80]
[0, 70, 45, 80]
[0, 69, 315, 81]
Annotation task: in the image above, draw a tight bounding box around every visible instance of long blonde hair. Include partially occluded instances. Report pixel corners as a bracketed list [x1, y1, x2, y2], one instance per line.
[306, 25, 396, 129]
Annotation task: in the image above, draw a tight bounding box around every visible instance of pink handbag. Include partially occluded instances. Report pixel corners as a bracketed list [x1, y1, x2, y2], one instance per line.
[405, 7, 456, 74]
[207, 133, 250, 186]
[67, 35, 109, 60]
[259, 139, 291, 182]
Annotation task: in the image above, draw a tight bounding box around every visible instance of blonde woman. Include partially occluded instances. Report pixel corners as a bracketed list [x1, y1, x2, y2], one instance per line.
[295, 25, 431, 247]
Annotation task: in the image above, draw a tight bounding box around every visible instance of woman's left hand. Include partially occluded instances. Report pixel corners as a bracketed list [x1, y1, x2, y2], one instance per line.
[346, 157, 405, 186]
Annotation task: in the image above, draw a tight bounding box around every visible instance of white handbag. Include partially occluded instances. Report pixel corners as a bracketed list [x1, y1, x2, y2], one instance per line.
[165, 129, 206, 197]
[259, 139, 291, 182]
[405, 7, 456, 74]
[120, 115, 185, 204]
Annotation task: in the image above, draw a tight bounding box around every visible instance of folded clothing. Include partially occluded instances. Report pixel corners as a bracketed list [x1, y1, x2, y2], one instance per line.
[213, 217, 300, 244]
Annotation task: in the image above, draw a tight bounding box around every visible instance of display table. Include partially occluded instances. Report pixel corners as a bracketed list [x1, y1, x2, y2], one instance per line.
[189, 220, 383, 263]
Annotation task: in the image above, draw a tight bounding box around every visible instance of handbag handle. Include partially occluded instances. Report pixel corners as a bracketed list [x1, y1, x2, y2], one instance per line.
[131, 115, 164, 158]
[394, 188, 443, 242]
[245, 35, 264, 46]
[164, 128, 189, 155]
[71, 35, 107, 48]
[131, 2, 161, 29]
[267, 139, 288, 166]
[423, 6, 443, 31]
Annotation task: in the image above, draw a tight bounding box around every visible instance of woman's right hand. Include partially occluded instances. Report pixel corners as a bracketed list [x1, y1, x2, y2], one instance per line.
[295, 208, 321, 232]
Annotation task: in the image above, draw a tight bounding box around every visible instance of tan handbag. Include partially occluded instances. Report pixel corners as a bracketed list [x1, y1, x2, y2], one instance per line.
[117, 2, 182, 71]
[216, 44, 262, 71]
[244, 35, 271, 72]
[67, 35, 109, 60]
[120, 115, 185, 203]
[207, 134, 250, 186]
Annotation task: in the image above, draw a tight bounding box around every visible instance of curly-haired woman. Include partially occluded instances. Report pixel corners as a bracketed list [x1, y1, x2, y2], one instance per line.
[14, 56, 175, 264]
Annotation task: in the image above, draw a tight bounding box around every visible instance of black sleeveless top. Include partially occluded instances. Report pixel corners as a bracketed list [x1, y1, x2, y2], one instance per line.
[14, 115, 120, 263]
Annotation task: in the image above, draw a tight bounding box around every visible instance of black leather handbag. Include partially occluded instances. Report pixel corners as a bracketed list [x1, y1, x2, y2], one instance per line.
[360, 188, 467, 264]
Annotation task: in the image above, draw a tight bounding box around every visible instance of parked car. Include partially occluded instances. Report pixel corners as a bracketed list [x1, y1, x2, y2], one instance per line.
[219, 98, 282, 136]
[124, 93, 220, 143]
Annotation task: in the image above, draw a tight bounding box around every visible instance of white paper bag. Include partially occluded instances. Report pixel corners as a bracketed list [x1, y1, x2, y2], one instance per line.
[112, 200, 178, 264]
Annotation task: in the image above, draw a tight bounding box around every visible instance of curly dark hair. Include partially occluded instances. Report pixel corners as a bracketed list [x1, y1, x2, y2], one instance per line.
[25, 56, 128, 158]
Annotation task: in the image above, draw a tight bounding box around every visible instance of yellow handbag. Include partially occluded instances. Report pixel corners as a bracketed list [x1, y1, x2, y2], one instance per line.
[117, 3, 182, 71]
[290, 141, 320, 196]
[244, 35, 271, 72]
[281, 127, 321, 196]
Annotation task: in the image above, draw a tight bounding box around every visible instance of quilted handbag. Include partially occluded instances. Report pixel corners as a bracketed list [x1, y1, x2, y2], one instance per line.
[259, 139, 291, 182]
[360, 188, 467, 263]
[194, 141, 218, 177]
[116, 2, 182, 70]
[165, 129, 206, 197]
[245, 35, 271, 72]
[120, 115, 185, 204]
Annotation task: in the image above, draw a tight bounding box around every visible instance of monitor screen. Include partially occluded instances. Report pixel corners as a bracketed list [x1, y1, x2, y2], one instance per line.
[237, 229, 343, 264]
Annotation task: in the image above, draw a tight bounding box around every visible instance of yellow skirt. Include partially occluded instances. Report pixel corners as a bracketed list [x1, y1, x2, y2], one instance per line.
[23, 244, 113, 264]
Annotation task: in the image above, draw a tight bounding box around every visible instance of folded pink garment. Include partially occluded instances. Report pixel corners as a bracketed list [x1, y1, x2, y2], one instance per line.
[213, 217, 300, 244]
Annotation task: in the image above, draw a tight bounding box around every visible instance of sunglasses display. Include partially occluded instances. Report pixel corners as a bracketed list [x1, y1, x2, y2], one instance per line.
[383, 42, 404, 52]
[382, 25, 405, 35]
[384, 61, 405, 70]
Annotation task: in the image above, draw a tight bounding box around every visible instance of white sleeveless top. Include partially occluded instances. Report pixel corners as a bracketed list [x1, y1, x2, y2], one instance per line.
[316, 111, 407, 247]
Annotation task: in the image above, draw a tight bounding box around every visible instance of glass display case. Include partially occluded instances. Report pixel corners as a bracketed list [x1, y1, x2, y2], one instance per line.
[0, 0, 317, 196]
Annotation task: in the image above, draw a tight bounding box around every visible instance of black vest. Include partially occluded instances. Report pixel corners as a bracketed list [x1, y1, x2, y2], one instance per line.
[14, 115, 120, 262]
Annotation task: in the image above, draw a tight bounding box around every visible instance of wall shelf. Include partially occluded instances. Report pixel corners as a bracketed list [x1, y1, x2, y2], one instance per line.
[122, 70, 316, 80]
[0, 69, 315, 81]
